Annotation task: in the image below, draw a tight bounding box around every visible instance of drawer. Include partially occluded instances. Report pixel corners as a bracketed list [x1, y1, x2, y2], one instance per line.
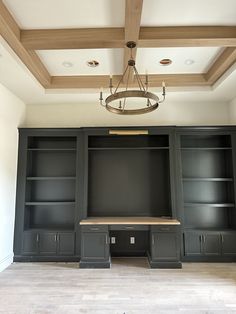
[81, 225, 108, 232]
[151, 225, 179, 232]
[109, 225, 149, 231]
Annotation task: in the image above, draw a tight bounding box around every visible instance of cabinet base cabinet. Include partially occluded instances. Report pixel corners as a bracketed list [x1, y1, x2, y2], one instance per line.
[19, 231, 76, 261]
[148, 226, 182, 268]
[183, 231, 236, 261]
[80, 226, 111, 268]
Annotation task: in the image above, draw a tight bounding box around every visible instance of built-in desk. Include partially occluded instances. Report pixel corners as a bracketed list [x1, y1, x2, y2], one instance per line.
[80, 217, 182, 269]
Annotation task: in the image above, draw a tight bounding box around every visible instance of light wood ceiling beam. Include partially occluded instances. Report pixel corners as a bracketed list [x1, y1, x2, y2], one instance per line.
[20, 26, 236, 50]
[139, 26, 236, 47]
[205, 47, 236, 84]
[123, 0, 143, 83]
[21, 28, 124, 50]
[49, 74, 208, 89]
[0, 0, 51, 87]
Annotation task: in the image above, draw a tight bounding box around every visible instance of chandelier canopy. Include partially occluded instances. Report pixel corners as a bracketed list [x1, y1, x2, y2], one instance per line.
[99, 41, 166, 115]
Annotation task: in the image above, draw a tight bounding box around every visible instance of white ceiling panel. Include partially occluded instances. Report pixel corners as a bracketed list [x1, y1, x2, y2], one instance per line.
[141, 0, 236, 26]
[136, 47, 223, 74]
[3, 0, 125, 29]
[36, 49, 123, 76]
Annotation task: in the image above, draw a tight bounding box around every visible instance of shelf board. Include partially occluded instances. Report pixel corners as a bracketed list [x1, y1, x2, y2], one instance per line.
[181, 147, 232, 151]
[27, 148, 76, 151]
[88, 147, 169, 151]
[24, 227, 74, 232]
[25, 202, 75, 206]
[184, 227, 236, 232]
[182, 178, 233, 182]
[26, 176, 76, 180]
[184, 203, 235, 207]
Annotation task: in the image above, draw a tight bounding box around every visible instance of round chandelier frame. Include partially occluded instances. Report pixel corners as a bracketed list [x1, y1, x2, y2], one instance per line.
[99, 41, 166, 115]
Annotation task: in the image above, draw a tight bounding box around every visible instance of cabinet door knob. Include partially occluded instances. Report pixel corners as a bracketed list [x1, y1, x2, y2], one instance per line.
[36, 234, 39, 242]
[221, 234, 224, 243]
[152, 235, 155, 245]
[54, 235, 57, 242]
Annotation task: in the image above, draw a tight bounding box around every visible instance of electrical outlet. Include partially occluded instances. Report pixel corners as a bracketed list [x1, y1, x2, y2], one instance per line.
[111, 237, 116, 244]
[130, 237, 135, 244]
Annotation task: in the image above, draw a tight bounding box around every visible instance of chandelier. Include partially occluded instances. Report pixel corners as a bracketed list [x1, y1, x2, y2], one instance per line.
[99, 41, 166, 115]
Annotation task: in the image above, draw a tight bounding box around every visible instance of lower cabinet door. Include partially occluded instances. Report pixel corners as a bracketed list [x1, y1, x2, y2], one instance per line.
[22, 232, 39, 255]
[184, 232, 202, 256]
[202, 234, 221, 256]
[81, 232, 109, 261]
[151, 232, 179, 261]
[222, 233, 236, 255]
[39, 232, 57, 255]
[57, 232, 75, 256]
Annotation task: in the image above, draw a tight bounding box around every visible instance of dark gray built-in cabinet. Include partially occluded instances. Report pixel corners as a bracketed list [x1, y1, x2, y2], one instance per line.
[14, 127, 236, 263]
[176, 129, 236, 261]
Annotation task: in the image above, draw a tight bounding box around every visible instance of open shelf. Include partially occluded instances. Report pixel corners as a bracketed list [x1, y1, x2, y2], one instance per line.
[181, 147, 232, 150]
[25, 202, 75, 205]
[184, 203, 235, 207]
[26, 176, 76, 180]
[88, 147, 169, 151]
[24, 203, 75, 231]
[182, 178, 233, 182]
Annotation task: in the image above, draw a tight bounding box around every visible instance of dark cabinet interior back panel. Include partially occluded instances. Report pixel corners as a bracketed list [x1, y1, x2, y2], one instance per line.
[25, 204, 75, 230]
[25, 180, 75, 202]
[88, 135, 169, 148]
[88, 149, 171, 217]
[27, 151, 76, 177]
[181, 150, 233, 178]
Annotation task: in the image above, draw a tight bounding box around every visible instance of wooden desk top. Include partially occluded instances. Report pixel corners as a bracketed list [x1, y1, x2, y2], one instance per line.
[80, 217, 180, 225]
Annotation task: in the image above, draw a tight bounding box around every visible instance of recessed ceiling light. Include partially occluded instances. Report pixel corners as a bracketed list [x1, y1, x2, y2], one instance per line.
[184, 59, 195, 65]
[159, 58, 172, 66]
[62, 61, 73, 68]
[87, 60, 99, 67]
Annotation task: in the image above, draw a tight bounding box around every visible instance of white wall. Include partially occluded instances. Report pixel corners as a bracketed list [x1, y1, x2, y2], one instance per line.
[0, 83, 25, 272]
[24, 100, 230, 127]
[229, 97, 236, 124]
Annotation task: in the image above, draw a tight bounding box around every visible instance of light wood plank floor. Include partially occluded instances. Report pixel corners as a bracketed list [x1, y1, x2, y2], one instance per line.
[0, 259, 236, 314]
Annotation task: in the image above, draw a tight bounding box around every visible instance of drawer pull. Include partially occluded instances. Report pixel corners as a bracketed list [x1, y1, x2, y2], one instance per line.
[36, 234, 39, 242]
[159, 227, 170, 231]
[125, 226, 135, 230]
[90, 227, 99, 231]
[152, 235, 155, 245]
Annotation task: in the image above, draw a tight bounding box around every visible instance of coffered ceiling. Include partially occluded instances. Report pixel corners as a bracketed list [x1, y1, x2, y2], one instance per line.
[0, 0, 236, 104]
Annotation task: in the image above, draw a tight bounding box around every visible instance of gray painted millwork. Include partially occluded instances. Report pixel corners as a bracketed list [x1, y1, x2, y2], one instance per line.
[14, 126, 236, 265]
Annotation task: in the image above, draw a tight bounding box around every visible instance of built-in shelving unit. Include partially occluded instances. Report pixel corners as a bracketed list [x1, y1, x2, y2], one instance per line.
[14, 127, 236, 263]
[180, 134, 235, 231]
[87, 134, 172, 218]
[25, 136, 77, 232]
[178, 133, 236, 260]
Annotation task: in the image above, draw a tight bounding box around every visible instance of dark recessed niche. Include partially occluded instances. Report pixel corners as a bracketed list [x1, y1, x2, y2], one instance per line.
[88, 139, 171, 217]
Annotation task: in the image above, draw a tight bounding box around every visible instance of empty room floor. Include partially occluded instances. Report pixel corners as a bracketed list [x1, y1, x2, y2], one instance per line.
[0, 259, 236, 314]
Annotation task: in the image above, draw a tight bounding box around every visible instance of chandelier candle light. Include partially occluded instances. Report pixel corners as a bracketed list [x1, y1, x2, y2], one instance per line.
[99, 41, 166, 115]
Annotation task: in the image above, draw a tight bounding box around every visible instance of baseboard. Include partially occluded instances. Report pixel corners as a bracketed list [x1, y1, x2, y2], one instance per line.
[0, 253, 13, 272]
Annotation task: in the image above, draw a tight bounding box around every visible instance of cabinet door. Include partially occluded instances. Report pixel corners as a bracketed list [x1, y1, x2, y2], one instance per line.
[184, 232, 202, 256]
[39, 232, 57, 255]
[22, 232, 39, 255]
[151, 232, 179, 261]
[222, 233, 236, 255]
[81, 232, 109, 261]
[57, 232, 75, 256]
[202, 234, 221, 256]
